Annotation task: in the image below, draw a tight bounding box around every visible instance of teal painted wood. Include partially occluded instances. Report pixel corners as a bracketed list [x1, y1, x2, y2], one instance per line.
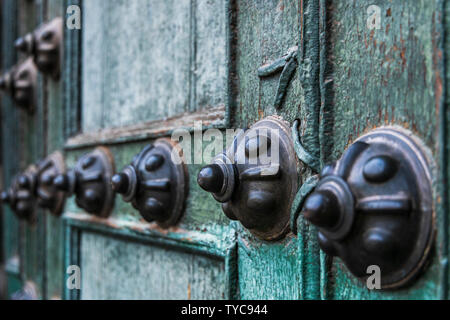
[19, 0, 46, 299]
[1, 0, 67, 299]
[63, 215, 237, 300]
[80, 232, 226, 300]
[232, 0, 324, 300]
[237, 234, 302, 300]
[0, 0, 21, 298]
[56, 0, 449, 301]
[444, 0, 450, 300]
[61, 135, 237, 299]
[321, 0, 445, 299]
[81, 0, 228, 131]
[64, 0, 82, 139]
[61, 1, 239, 297]
[45, 0, 66, 300]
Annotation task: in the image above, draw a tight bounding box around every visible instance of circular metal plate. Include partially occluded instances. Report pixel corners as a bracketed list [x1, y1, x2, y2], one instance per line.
[353, 127, 434, 289]
[133, 139, 188, 228]
[230, 116, 300, 240]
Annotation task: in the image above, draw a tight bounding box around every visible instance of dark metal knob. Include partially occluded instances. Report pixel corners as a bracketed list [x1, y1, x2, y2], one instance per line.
[301, 128, 434, 289]
[111, 172, 130, 194]
[0, 58, 37, 112]
[34, 152, 66, 215]
[303, 190, 340, 229]
[53, 174, 71, 192]
[197, 116, 299, 240]
[1, 166, 38, 222]
[112, 139, 188, 228]
[198, 164, 225, 194]
[14, 37, 28, 51]
[0, 73, 11, 91]
[52, 147, 115, 218]
[1, 191, 10, 203]
[18, 175, 31, 189]
[15, 17, 62, 79]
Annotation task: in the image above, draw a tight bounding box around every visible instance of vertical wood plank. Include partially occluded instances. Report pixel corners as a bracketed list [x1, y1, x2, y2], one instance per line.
[324, 0, 444, 299]
[44, 0, 66, 300]
[0, 0, 21, 298]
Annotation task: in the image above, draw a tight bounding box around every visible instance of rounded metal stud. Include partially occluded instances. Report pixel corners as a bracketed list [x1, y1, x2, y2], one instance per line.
[112, 140, 187, 227]
[111, 173, 129, 194]
[16, 201, 30, 214]
[363, 228, 399, 259]
[0, 76, 7, 90]
[40, 172, 54, 186]
[199, 153, 236, 203]
[81, 156, 96, 170]
[84, 189, 100, 204]
[1, 191, 10, 203]
[197, 164, 225, 194]
[246, 190, 276, 214]
[72, 147, 115, 217]
[53, 174, 70, 192]
[363, 155, 398, 183]
[14, 37, 28, 51]
[111, 165, 137, 203]
[35, 153, 66, 215]
[142, 198, 165, 222]
[303, 190, 340, 229]
[145, 154, 165, 172]
[18, 175, 30, 189]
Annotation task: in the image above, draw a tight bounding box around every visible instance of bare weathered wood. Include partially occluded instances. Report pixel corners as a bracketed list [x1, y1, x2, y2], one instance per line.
[0, 0, 21, 298]
[65, 106, 225, 148]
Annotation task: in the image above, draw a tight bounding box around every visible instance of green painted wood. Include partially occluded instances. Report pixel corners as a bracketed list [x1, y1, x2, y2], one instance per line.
[53, 0, 449, 301]
[80, 231, 226, 300]
[19, 0, 46, 299]
[237, 234, 301, 299]
[1, 0, 67, 300]
[63, 135, 230, 231]
[233, 0, 303, 127]
[322, 0, 445, 299]
[45, 0, 66, 300]
[62, 216, 237, 300]
[81, 0, 228, 132]
[444, 0, 450, 301]
[0, 0, 21, 298]
[64, 0, 82, 139]
[232, 0, 323, 300]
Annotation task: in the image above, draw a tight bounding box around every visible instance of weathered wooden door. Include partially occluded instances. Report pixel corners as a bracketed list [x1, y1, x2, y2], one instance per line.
[0, 0, 448, 300]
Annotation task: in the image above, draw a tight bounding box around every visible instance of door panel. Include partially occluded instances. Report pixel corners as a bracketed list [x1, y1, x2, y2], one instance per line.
[80, 231, 225, 300]
[62, 0, 235, 300]
[1, 0, 21, 298]
[234, 0, 322, 299]
[82, 0, 228, 131]
[0, 0, 448, 301]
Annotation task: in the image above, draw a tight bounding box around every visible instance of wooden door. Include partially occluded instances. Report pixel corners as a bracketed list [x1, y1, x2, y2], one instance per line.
[0, 0, 448, 300]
